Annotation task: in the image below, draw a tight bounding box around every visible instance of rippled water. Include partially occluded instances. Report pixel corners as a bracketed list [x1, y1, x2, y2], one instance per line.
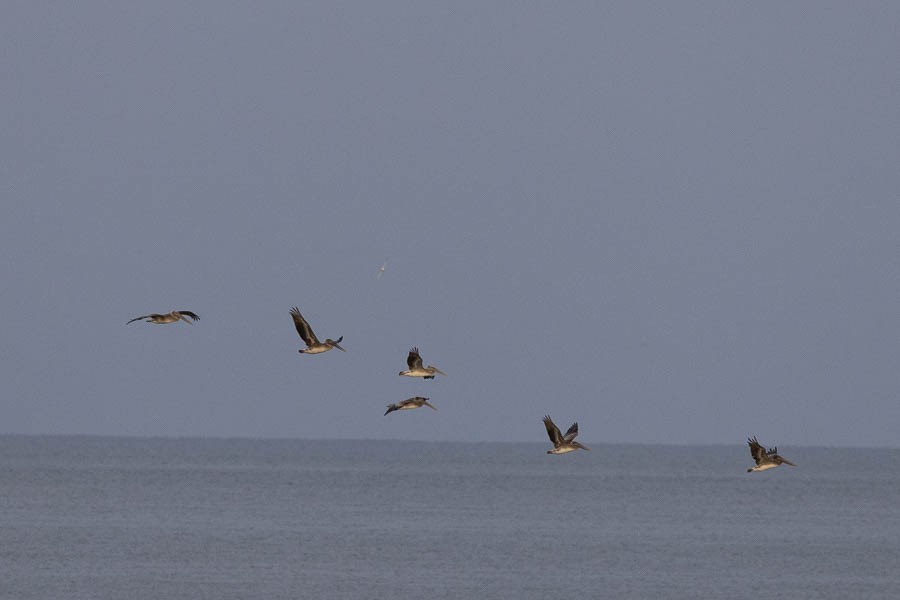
[1, 435, 898, 599]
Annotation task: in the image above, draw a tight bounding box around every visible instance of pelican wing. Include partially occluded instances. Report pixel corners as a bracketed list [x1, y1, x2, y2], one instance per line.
[177, 310, 200, 322]
[777, 456, 796, 467]
[126, 314, 153, 324]
[748, 437, 766, 464]
[290, 307, 320, 345]
[543, 416, 563, 446]
[563, 422, 579, 442]
[407, 348, 424, 370]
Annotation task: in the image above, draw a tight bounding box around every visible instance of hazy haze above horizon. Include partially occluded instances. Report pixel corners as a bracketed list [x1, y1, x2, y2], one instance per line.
[2, 2, 898, 447]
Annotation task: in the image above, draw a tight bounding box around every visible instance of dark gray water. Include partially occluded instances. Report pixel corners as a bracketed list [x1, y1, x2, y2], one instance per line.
[2, 435, 898, 599]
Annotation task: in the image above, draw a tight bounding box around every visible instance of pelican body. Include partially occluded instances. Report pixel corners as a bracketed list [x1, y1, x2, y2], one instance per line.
[399, 347, 446, 379]
[127, 310, 199, 325]
[384, 396, 437, 416]
[543, 415, 589, 454]
[747, 436, 796, 472]
[290, 306, 345, 354]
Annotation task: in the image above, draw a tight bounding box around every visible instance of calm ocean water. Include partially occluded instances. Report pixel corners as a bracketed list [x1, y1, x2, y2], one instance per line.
[1, 435, 898, 599]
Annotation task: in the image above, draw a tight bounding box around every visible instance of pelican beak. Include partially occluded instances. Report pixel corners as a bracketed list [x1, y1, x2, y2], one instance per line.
[783, 459, 797, 466]
[432, 367, 447, 376]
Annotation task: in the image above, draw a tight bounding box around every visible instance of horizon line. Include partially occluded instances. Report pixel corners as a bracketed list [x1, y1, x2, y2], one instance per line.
[1, 431, 897, 450]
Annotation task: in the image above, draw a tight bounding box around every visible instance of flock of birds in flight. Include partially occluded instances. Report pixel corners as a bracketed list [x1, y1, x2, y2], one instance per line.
[126, 290, 797, 470]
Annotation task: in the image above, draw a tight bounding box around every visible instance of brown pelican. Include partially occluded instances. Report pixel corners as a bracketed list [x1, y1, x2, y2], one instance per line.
[543, 415, 590, 454]
[126, 310, 199, 325]
[290, 306, 345, 354]
[384, 396, 437, 416]
[376, 259, 387, 279]
[398, 347, 446, 379]
[747, 436, 796, 472]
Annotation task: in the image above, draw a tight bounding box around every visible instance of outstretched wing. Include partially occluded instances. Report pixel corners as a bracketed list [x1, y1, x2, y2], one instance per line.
[543, 415, 563, 446]
[748, 436, 766, 464]
[563, 422, 579, 442]
[776, 455, 796, 467]
[407, 347, 424, 370]
[126, 314, 152, 324]
[290, 307, 319, 345]
[177, 310, 200, 322]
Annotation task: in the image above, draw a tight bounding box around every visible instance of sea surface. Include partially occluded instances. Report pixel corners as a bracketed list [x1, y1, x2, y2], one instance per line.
[1, 435, 898, 599]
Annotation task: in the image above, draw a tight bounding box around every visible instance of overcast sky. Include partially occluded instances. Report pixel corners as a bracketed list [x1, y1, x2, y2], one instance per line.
[2, 2, 898, 447]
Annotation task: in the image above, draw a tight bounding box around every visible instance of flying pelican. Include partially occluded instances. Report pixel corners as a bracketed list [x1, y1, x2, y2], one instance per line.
[543, 415, 590, 454]
[126, 310, 199, 325]
[747, 436, 796, 472]
[398, 347, 446, 379]
[376, 258, 387, 279]
[384, 396, 437, 416]
[290, 306, 345, 354]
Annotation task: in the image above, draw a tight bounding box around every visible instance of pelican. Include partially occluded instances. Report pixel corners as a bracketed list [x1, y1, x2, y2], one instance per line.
[398, 347, 446, 379]
[376, 259, 387, 279]
[126, 310, 199, 325]
[747, 436, 796, 472]
[543, 415, 590, 454]
[290, 306, 345, 354]
[384, 396, 437, 416]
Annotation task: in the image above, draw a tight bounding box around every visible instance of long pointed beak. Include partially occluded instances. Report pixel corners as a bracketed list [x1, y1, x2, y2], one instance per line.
[424, 401, 438, 411]
[783, 459, 797, 466]
[432, 366, 447, 376]
[333, 342, 346, 352]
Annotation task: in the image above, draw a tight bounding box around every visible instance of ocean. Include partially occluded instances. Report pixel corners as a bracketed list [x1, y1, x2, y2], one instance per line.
[1, 435, 898, 599]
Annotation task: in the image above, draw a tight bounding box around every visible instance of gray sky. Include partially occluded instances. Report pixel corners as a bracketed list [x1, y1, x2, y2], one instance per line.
[2, 2, 898, 447]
